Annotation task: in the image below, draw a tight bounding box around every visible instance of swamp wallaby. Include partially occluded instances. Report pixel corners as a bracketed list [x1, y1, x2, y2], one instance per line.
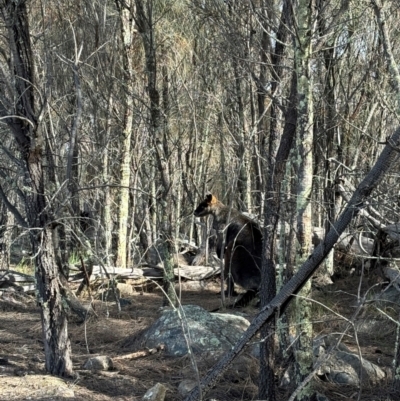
[194, 194, 262, 305]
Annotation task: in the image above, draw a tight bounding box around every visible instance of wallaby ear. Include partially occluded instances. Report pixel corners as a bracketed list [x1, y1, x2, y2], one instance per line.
[210, 194, 218, 204]
[206, 193, 213, 203]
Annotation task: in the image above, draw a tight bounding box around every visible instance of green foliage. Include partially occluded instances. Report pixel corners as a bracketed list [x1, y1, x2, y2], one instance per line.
[68, 251, 82, 266]
[15, 257, 34, 275]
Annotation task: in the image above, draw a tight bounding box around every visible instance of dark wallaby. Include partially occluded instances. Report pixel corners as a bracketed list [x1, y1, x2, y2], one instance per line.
[194, 194, 262, 306]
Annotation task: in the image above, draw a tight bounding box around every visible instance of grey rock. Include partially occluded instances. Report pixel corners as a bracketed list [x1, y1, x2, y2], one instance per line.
[82, 355, 114, 371]
[136, 305, 250, 357]
[374, 286, 400, 306]
[142, 383, 167, 401]
[178, 379, 197, 396]
[353, 317, 396, 345]
[314, 335, 385, 385]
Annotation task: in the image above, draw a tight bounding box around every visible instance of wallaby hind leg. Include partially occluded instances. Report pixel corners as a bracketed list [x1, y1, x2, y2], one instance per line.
[224, 243, 238, 297]
[231, 290, 257, 308]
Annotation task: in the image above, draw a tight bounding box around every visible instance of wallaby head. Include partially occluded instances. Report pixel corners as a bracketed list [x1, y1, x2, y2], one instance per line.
[193, 193, 222, 217]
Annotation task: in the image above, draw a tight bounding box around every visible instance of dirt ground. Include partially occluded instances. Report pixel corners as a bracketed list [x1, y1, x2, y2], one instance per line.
[0, 276, 399, 401]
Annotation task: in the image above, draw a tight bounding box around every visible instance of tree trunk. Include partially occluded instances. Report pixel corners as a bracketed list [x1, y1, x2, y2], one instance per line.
[102, 93, 114, 266]
[258, 1, 294, 398]
[34, 227, 73, 375]
[134, 0, 177, 306]
[0, 202, 10, 269]
[292, 0, 315, 398]
[115, 0, 136, 268]
[0, 0, 73, 376]
[372, 0, 400, 388]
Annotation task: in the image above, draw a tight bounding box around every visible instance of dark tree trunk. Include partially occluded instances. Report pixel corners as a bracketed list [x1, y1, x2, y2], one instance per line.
[0, 202, 10, 269]
[0, 0, 73, 376]
[134, 0, 176, 306]
[34, 227, 73, 375]
[259, 2, 296, 398]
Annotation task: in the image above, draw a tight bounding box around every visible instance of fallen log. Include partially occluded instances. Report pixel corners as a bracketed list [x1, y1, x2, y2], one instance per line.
[142, 264, 221, 280]
[0, 269, 35, 283]
[113, 345, 164, 361]
[0, 270, 36, 294]
[0, 264, 223, 294]
[69, 266, 145, 281]
[174, 265, 221, 280]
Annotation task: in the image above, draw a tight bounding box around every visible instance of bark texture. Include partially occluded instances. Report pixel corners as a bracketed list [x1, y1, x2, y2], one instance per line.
[0, 0, 73, 376]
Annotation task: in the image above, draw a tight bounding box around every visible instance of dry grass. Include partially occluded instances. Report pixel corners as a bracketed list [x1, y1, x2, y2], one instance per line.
[0, 276, 399, 400]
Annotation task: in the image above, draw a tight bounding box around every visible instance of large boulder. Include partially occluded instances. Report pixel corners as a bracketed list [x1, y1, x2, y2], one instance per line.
[314, 335, 386, 385]
[131, 305, 250, 357]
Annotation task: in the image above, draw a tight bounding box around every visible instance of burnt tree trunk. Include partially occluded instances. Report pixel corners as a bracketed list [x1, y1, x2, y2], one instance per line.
[0, 0, 73, 376]
[259, 1, 295, 399]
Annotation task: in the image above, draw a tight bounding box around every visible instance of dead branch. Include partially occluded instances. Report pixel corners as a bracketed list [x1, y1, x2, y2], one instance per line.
[113, 345, 164, 361]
